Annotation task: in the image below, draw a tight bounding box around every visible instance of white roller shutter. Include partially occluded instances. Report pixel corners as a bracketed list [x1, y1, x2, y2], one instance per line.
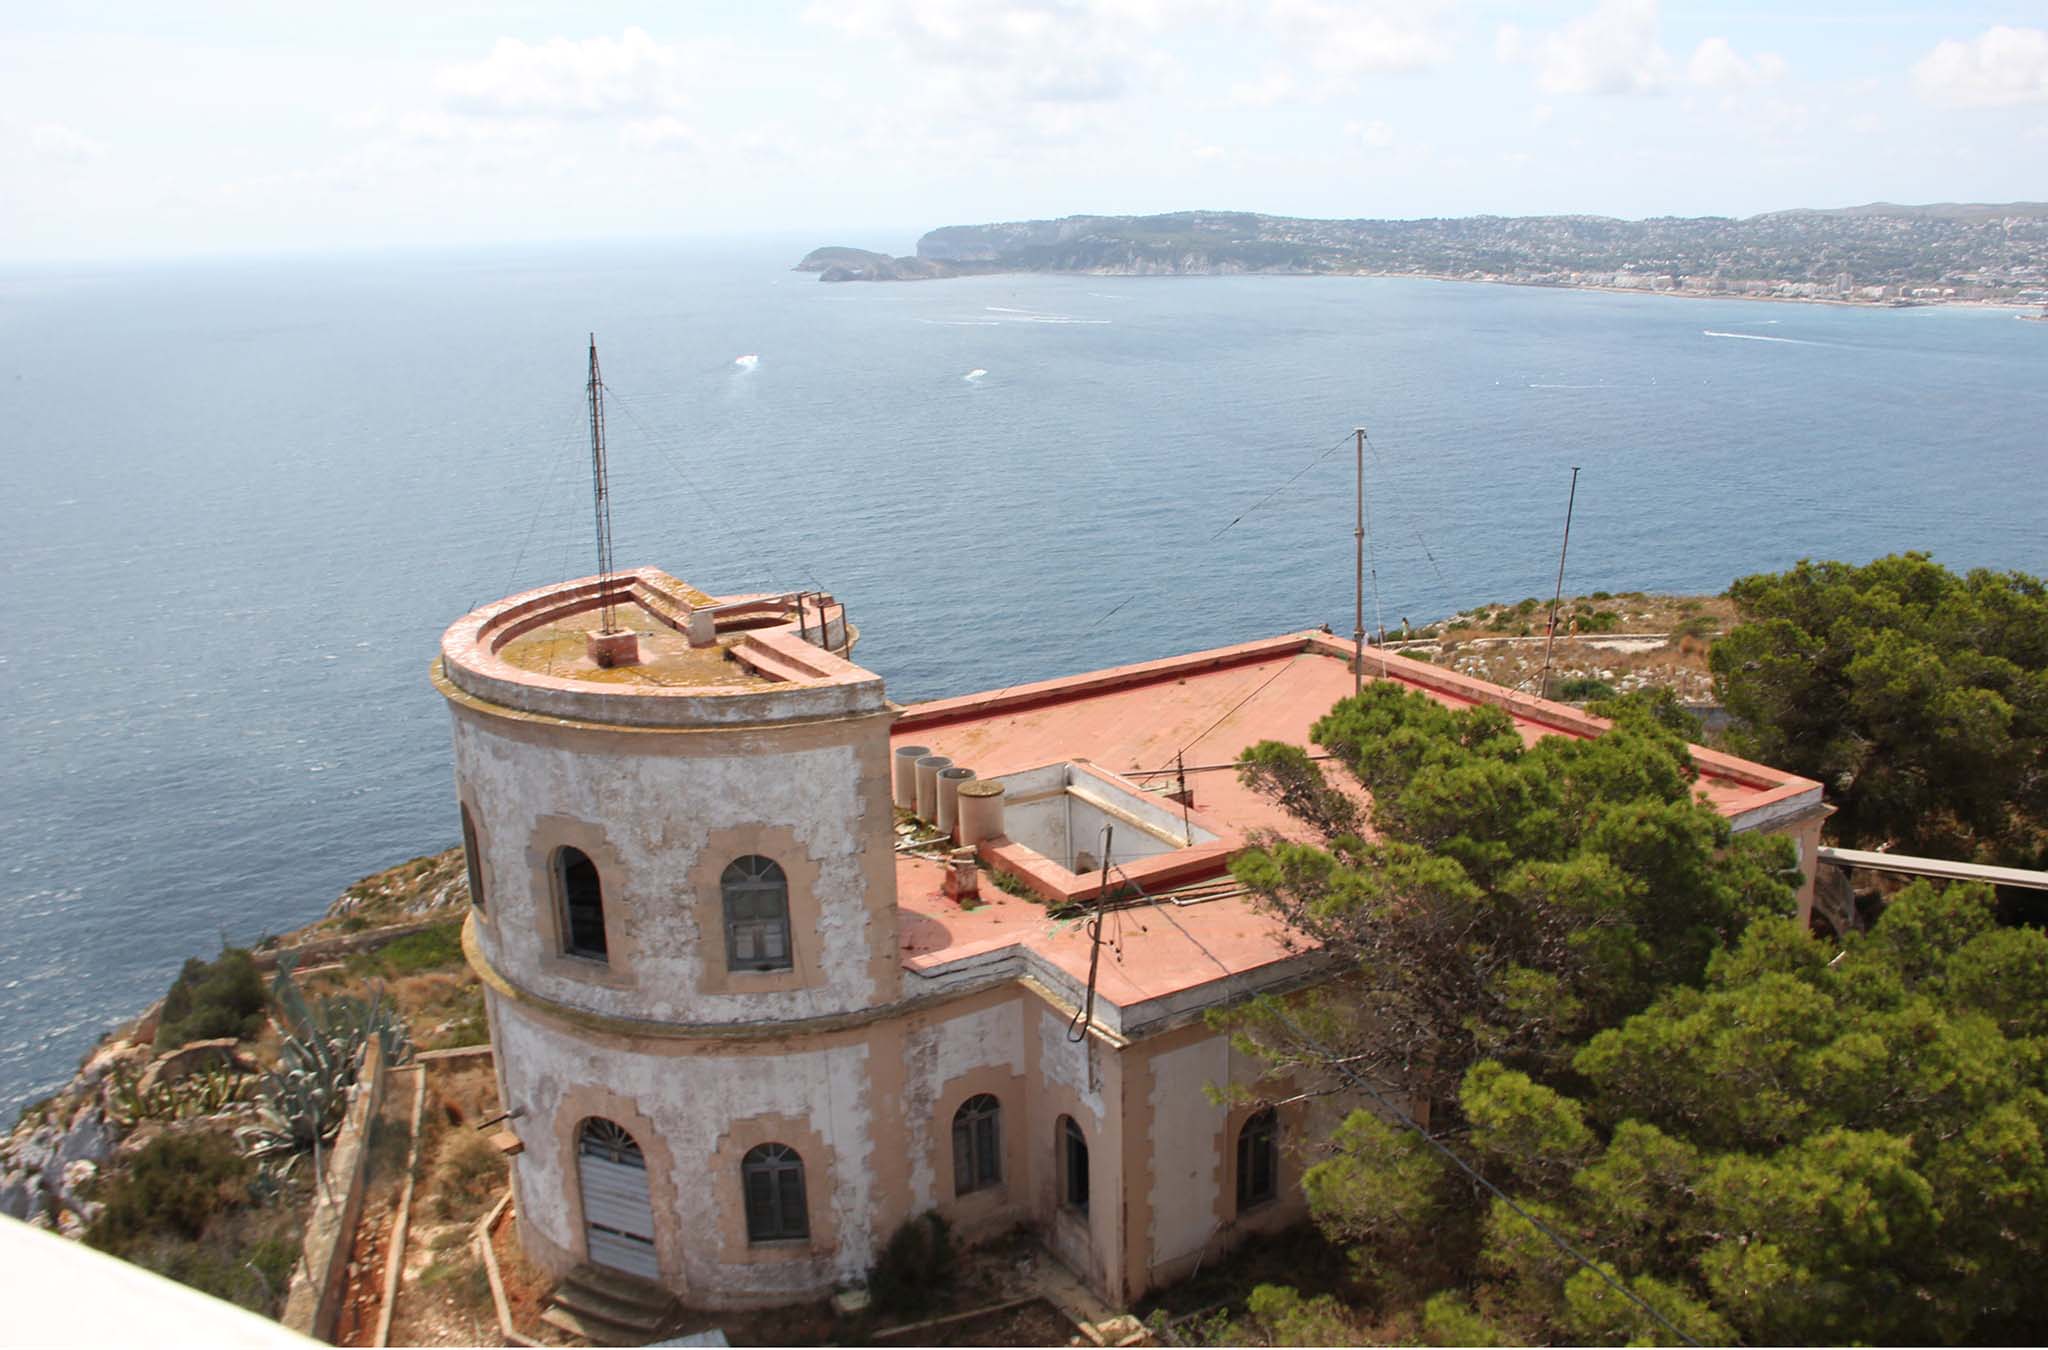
[579, 1144, 658, 1280]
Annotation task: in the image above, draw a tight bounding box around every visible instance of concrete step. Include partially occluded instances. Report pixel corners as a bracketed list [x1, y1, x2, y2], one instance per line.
[551, 1279, 672, 1335]
[541, 1302, 654, 1346]
[557, 1263, 676, 1317]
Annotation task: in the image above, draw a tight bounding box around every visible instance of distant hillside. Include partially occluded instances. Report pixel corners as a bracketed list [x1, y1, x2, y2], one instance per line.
[798, 205, 2048, 302]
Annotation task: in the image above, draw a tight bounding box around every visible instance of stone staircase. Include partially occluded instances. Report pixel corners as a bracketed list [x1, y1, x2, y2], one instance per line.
[541, 1264, 682, 1345]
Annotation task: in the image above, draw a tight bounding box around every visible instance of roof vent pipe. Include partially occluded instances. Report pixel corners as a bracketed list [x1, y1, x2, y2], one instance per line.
[957, 779, 1007, 847]
[936, 767, 977, 838]
[893, 745, 931, 811]
[914, 755, 952, 823]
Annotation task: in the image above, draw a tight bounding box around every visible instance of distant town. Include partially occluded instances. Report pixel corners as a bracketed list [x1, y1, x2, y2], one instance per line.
[801, 203, 2048, 307]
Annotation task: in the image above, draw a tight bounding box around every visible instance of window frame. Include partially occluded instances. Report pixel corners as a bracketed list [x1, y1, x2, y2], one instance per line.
[1236, 1107, 1279, 1213]
[951, 1094, 1003, 1196]
[1059, 1115, 1090, 1215]
[460, 804, 486, 912]
[722, 855, 794, 973]
[554, 845, 609, 961]
[741, 1142, 809, 1243]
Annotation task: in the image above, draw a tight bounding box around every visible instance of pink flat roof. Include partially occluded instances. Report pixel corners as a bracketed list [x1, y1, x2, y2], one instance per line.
[887, 630, 1823, 1016]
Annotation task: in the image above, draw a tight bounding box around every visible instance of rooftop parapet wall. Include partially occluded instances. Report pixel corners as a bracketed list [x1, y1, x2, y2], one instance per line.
[438, 568, 884, 729]
[895, 629, 1822, 829]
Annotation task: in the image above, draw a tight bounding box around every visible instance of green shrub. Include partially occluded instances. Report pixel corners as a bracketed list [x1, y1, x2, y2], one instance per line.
[351, 922, 464, 978]
[989, 870, 1037, 900]
[1674, 613, 1720, 640]
[1553, 677, 1616, 703]
[869, 1211, 953, 1319]
[155, 949, 266, 1051]
[88, 1132, 249, 1249]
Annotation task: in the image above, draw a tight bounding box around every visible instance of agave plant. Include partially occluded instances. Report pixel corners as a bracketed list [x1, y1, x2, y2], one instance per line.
[237, 954, 415, 1161]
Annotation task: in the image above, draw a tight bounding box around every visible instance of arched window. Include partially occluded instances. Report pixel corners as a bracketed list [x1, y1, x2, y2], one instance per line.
[741, 1143, 808, 1242]
[555, 846, 607, 960]
[952, 1094, 1002, 1195]
[1059, 1115, 1089, 1214]
[1236, 1108, 1279, 1212]
[460, 805, 486, 912]
[722, 856, 792, 972]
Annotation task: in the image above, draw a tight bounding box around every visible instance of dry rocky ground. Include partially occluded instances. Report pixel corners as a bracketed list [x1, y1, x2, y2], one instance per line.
[1394, 591, 1736, 706]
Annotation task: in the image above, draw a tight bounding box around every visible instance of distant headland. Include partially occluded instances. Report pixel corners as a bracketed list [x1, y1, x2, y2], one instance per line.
[797, 205, 2048, 307]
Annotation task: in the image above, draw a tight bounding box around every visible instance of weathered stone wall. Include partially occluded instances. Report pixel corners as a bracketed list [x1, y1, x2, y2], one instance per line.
[281, 1040, 387, 1341]
[452, 700, 901, 1027]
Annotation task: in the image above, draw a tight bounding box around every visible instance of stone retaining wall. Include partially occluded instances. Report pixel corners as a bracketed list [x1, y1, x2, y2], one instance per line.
[282, 1040, 388, 1342]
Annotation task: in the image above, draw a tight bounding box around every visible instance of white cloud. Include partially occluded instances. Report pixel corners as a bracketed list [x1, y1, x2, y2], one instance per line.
[1229, 70, 1297, 107]
[1914, 26, 2048, 107]
[1687, 37, 1785, 89]
[27, 122, 107, 162]
[1345, 118, 1395, 149]
[1497, 0, 1670, 96]
[620, 116, 697, 153]
[1193, 143, 1227, 160]
[808, 0, 1173, 105]
[1268, 0, 1452, 78]
[437, 27, 689, 118]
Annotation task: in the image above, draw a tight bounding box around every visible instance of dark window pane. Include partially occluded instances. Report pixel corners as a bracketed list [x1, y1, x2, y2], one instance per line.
[559, 848, 607, 960]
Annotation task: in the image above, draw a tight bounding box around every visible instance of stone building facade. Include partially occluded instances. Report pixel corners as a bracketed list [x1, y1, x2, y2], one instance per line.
[435, 567, 1824, 1311]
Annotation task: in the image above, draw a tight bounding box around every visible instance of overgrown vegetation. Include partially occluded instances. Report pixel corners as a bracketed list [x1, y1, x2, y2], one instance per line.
[1221, 574, 2048, 1342]
[1220, 681, 1799, 1340]
[429, 1127, 504, 1222]
[868, 1210, 954, 1319]
[1550, 676, 1615, 702]
[1713, 552, 2048, 867]
[86, 1131, 302, 1317]
[347, 921, 465, 979]
[987, 868, 1037, 900]
[154, 947, 266, 1051]
[239, 956, 415, 1165]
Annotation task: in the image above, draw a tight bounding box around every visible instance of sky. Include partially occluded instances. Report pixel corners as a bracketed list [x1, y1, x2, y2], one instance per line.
[3, 1, 2045, 261]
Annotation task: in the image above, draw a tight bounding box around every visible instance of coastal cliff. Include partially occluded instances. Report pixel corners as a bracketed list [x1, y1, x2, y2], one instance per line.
[797, 205, 2048, 302]
[794, 245, 1000, 283]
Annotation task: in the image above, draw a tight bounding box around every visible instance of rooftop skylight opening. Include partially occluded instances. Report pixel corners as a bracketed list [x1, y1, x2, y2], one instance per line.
[991, 762, 1218, 878]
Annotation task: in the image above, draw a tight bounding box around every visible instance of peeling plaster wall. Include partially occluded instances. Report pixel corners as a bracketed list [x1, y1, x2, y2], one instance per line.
[1145, 1037, 1228, 1272]
[494, 996, 880, 1305]
[1037, 1007, 1106, 1125]
[455, 705, 896, 1024]
[901, 1000, 1026, 1213]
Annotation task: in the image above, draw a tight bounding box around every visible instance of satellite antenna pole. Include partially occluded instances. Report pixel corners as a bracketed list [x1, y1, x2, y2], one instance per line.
[1354, 426, 1366, 699]
[1539, 467, 1582, 701]
[587, 334, 617, 634]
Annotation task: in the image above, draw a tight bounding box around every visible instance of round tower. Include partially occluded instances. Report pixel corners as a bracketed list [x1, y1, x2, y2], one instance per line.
[434, 567, 903, 1306]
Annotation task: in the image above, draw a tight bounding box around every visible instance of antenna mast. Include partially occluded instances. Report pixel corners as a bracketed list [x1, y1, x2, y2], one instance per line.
[1354, 427, 1366, 699]
[587, 334, 618, 633]
[1539, 466, 1582, 701]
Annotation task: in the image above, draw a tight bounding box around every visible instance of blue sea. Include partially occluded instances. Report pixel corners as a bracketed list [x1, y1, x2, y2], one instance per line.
[3, 238, 2044, 1115]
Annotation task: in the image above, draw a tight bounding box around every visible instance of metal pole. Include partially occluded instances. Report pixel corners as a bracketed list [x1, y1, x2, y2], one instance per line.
[587, 334, 617, 633]
[1539, 466, 1581, 701]
[1354, 427, 1366, 699]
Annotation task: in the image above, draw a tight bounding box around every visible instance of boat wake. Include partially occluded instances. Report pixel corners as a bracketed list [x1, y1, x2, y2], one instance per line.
[1702, 330, 1820, 346]
[985, 306, 1111, 325]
